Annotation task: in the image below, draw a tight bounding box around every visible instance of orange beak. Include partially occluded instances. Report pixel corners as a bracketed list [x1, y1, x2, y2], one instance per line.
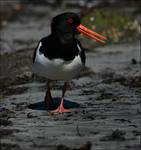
[77, 24, 106, 43]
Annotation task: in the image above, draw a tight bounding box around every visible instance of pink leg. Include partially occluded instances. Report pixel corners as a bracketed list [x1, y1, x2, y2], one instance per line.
[44, 81, 52, 109]
[52, 82, 71, 113]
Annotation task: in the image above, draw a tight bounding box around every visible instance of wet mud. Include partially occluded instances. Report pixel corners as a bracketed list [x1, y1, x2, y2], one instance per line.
[0, 42, 140, 150]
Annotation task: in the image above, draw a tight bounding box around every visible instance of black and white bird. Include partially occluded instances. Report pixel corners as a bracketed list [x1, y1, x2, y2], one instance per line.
[33, 12, 106, 113]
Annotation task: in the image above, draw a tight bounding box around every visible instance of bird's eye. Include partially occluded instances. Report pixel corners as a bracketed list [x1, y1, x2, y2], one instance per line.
[66, 17, 73, 24]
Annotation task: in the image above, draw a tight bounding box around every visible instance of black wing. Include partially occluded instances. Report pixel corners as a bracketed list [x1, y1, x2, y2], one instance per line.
[33, 42, 39, 63]
[76, 40, 86, 65]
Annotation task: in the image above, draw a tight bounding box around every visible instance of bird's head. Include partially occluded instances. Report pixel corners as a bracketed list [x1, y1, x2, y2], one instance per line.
[51, 12, 106, 45]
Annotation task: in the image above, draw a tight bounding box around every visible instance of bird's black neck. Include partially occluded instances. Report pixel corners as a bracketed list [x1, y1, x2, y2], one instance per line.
[39, 34, 80, 61]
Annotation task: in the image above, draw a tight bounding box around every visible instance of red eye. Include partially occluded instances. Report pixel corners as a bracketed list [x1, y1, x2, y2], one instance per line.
[66, 18, 73, 24]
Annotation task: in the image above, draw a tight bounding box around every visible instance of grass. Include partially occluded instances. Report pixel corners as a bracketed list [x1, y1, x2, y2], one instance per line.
[81, 7, 137, 46]
[82, 8, 133, 30]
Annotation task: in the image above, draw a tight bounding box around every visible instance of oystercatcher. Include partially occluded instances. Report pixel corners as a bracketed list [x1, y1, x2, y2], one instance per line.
[33, 12, 106, 113]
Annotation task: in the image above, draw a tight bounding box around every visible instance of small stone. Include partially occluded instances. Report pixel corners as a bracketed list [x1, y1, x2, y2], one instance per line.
[131, 58, 137, 64]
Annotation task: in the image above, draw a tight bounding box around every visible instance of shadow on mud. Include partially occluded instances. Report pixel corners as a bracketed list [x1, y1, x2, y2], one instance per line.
[28, 97, 80, 111]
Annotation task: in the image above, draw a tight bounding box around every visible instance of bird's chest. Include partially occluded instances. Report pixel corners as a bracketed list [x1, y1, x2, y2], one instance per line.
[43, 44, 79, 61]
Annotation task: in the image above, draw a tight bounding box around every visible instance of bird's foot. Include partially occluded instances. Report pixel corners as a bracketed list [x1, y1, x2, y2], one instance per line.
[52, 106, 71, 113]
[51, 98, 71, 113]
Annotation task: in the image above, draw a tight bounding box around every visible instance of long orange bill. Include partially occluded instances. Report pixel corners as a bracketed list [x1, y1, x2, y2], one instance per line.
[77, 24, 106, 43]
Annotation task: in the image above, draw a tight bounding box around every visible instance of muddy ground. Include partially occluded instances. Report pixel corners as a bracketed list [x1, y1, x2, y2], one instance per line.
[0, 1, 141, 150]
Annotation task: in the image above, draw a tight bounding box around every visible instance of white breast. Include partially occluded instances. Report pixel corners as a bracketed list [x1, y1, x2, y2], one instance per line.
[33, 42, 82, 80]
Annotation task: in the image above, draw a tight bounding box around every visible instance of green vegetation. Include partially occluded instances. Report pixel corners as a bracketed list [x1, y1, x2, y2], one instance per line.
[82, 8, 133, 29]
[81, 8, 140, 46]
